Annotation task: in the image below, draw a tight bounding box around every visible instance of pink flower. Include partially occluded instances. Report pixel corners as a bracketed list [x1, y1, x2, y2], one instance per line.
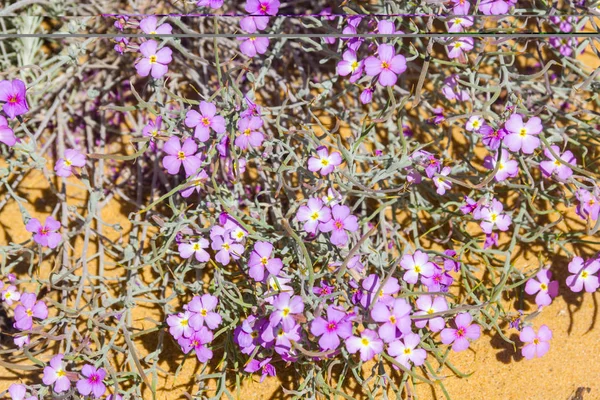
[448, 16, 473, 33]
[359, 274, 400, 308]
[270, 293, 304, 331]
[187, 294, 222, 330]
[2, 284, 20, 305]
[465, 115, 484, 132]
[370, 298, 412, 343]
[310, 307, 352, 350]
[235, 116, 264, 150]
[239, 36, 270, 57]
[178, 326, 214, 362]
[245, 0, 280, 15]
[433, 166, 452, 195]
[388, 333, 427, 368]
[211, 233, 244, 265]
[520, 325, 552, 359]
[162, 137, 201, 177]
[440, 313, 481, 352]
[447, 37, 474, 60]
[184, 101, 226, 142]
[364, 44, 407, 87]
[135, 40, 172, 79]
[479, 0, 517, 15]
[139, 16, 172, 35]
[441, 75, 469, 101]
[8, 384, 35, 400]
[14, 292, 48, 330]
[360, 87, 373, 104]
[525, 269, 559, 308]
[480, 125, 506, 150]
[479, 199, 512, 234]
[307, 146, 342, 176]
[0, 115, 16, 146]
[76, 365, 106, 399]
[244, 357, 276, 382]
[451, 0, 471, 14]
[248, 241, 283, 281]
[503, 114, 542, 154]
[180, 170, 209, 198]
[414, 295, 448, 332]
[575, 189, 600, 221]
[239, 16, 269, 33]
[566, 256, 600, 293]
[0, 79, 29, 119]
[400, 250, 436, 284]
[26, 217, 62, 249]
[539, 145, 576, 181]
[345, 329, 384, 362]
[55, 149, 86, 177]
[296, 198, 331, 235]
[178, 237, 210, 262]
[43, 354, 71, 393]
[14, 334, 29, 348]
[337, 50, 363, 83]
[142, 116, 163, 139]
[483, 149, 519, 182]
[197, 0, 224, 9]
[319, 204, 358, 247]
[167, 311, 194, 339]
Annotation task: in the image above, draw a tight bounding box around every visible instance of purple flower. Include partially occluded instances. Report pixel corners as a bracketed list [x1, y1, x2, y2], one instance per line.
[0, 115, 16, 146]
[307, 146, 342, 176]
[549, 37, 577, 57]
[55, 148, 86, 177]
[388, 333, 427, 369]
[9, 384, 35, 400]
[319, 204, 359, 247]
[162, 137, 201, 177]
[244, 357, 276, 382]
[484, 232, 499, 249]
[503, 114, 542, 154]
[178, 237, 210, 262]
[525, 269, 559, 308]
[480, 125, 506, 150]
[433, 166, 452, 195]
[310, 307, 352, 350]
[451, 0, 471, 14]
[400, 250, 436, 284]
[197, 0, 224, 9]
[239, 36, 270, 57]
[575, 189, 600, 221]
[296, 198, 332, 235]
[76, 365, 106, 399]
[364, 44, 407, 87]
[14, 292, 48, 331]
[448, 16, 473, 33]
[479, 199, 512, 234]
[235, 116, 264, 150]
[113, 15, 129, 30]
[370, 298, 412, 343]
[441, 74, 469, 101]
[185, 101, 226, 142]
[139, 16, 172, 35]
[520, 325, 552, 359]
[181, 170, 209, 198]
[566, 256, 600, 293]
[443, 249, 461, 272]
[270, 292, 304, 331]
[240, 16, 269, 33]
[478, 0, 517, 15]
[360, 87, 373, 104]
[2, 284, 20, 305]
[245, 0, 280, 15]
[460, 196, 478, 215]
[447, 37, 474, 60]
[135, 40, 172, 79]
[359, 273, 400, 308]
[483, 149, 519, 182]
[414, 295, 448, 332]
[248, 241, 283, 281]
[178, 326, 214, 362]
[345, 329, 384, 362]
[337, 50, 363, 83]
[14, 334, 30, 349]
[167, 311, 194, 339]
[43, 354, 71, 393]
[142, 116, 163, 139]
[421, 264, 454, 292]
[0, 79, 29, 119]
[187, 294, 222, 330]
[211, 233, 244, 265]
[539, 145, 576, 181]
[26, 217, 61, 249]
[234, 315, 270, 354]
[440, 313, 481, 352]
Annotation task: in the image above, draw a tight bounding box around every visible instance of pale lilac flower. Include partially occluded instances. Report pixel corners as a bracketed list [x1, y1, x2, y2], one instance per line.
[2, 284, 20, 305]
[26, 217, 61, 249]
[575, 189, 600, 221]
[185, 101, 226, 142]
[307, 146, 342, 176]
[400, 250, 436, 284]
[76, 365, 106, 399]
[525, 269, 559, 307]
[229, 224, 248, 243]
[440, 313, 481, 352]
[483, 149, 519, 181]
[235, 116, 264, 150]
[265, 275, 293, 299]
[139, 16, 172, 35]
[14, 293, 48, 330]
[211, 234, 244, 265]
[296, 198, 332, 235]
[421, 264, 454, 292]
[239, 36, 270, 57]
[388, 333, 427, 369]
[248, 241, 283, 281]
[479, 199, 512, 234]
[14, 334, 30, 349]
[345, 329, 384, 362]
[270, 293, 304, 331]
[451, 0, 471, 14]
[43, 354, 71, 393]
[377, 20, 402, 34]
[142, 116, 163, 139]
[310, 307, 352, 350]
[179, 238, 210, 262]
[441, 75, 469, 101]
[480, 125, 506, 150]
[414, 295, 448, 332]
[359, 274, 400, 308]
[433, 166, 452, 195]
[364, 44, 407, 87]
[178, 326, 214, 362]
[322, 187, 342, 206]
[239, 16, 269, 33]
[167, 311, 194, 339]
[270, 324, 301, 357]
[447, 37, 474, 60]
[187, 294, 222, 330]
[244, 357, 276, 382]
[55, 149, 86, 177]
[465, 115, 484, 132]
[162, 137, 201, 177]
[479, 0, 517, 15]
[566, 256, 600, 293]
[360, 87, 373, 104]
[0, 115, 16, 146]
[245, 0, 280, 15]
[0, 79, 29, 119]
[181, 170, 209, 198]
[448, 16, 473, 32]
[135, 40, 172, 79]
[197, 0, 224, 9]
[520, 325, 552, 359]
[337, 50, 363, 83]
[9, 384, 35, 400]
[370, 298, 412, 343]
[539, 145, 576, 181]
[319, 204, 359, 247]
[504, 114, 542, 154]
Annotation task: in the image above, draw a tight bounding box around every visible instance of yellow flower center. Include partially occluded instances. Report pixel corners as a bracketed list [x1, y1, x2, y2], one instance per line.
[26, 309, 33, 317]
[427, 308, 434, 314]
[540, 283, 547, 290]
[310, 212, 320, 221]
[201, 117, 211, 126]
[414, 265, 421, 273]
[389, 315, 396, 324]
[361, 338, 370, 346]
[244, 129, 251, 136]
[222, 243, 230, 250]
[519, 128, 527, 137]
[381, 61, 390, 69]
[149, 55, 157, 64]
[490, 213, 498, 222]
[56, 369, 65, 377]
[582, 271, 589, 278]
[404, 348, 412, 354]
[64, 159, 72, 166]
[181, 319, 188, 326]
[260, 257, 269, 265]
[351, 61, 359, 70]
[193, 243, 201, 251]
[201, 309, 207, 316]
[282, 307, 290, 316]
[177, 151, 186, 160]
